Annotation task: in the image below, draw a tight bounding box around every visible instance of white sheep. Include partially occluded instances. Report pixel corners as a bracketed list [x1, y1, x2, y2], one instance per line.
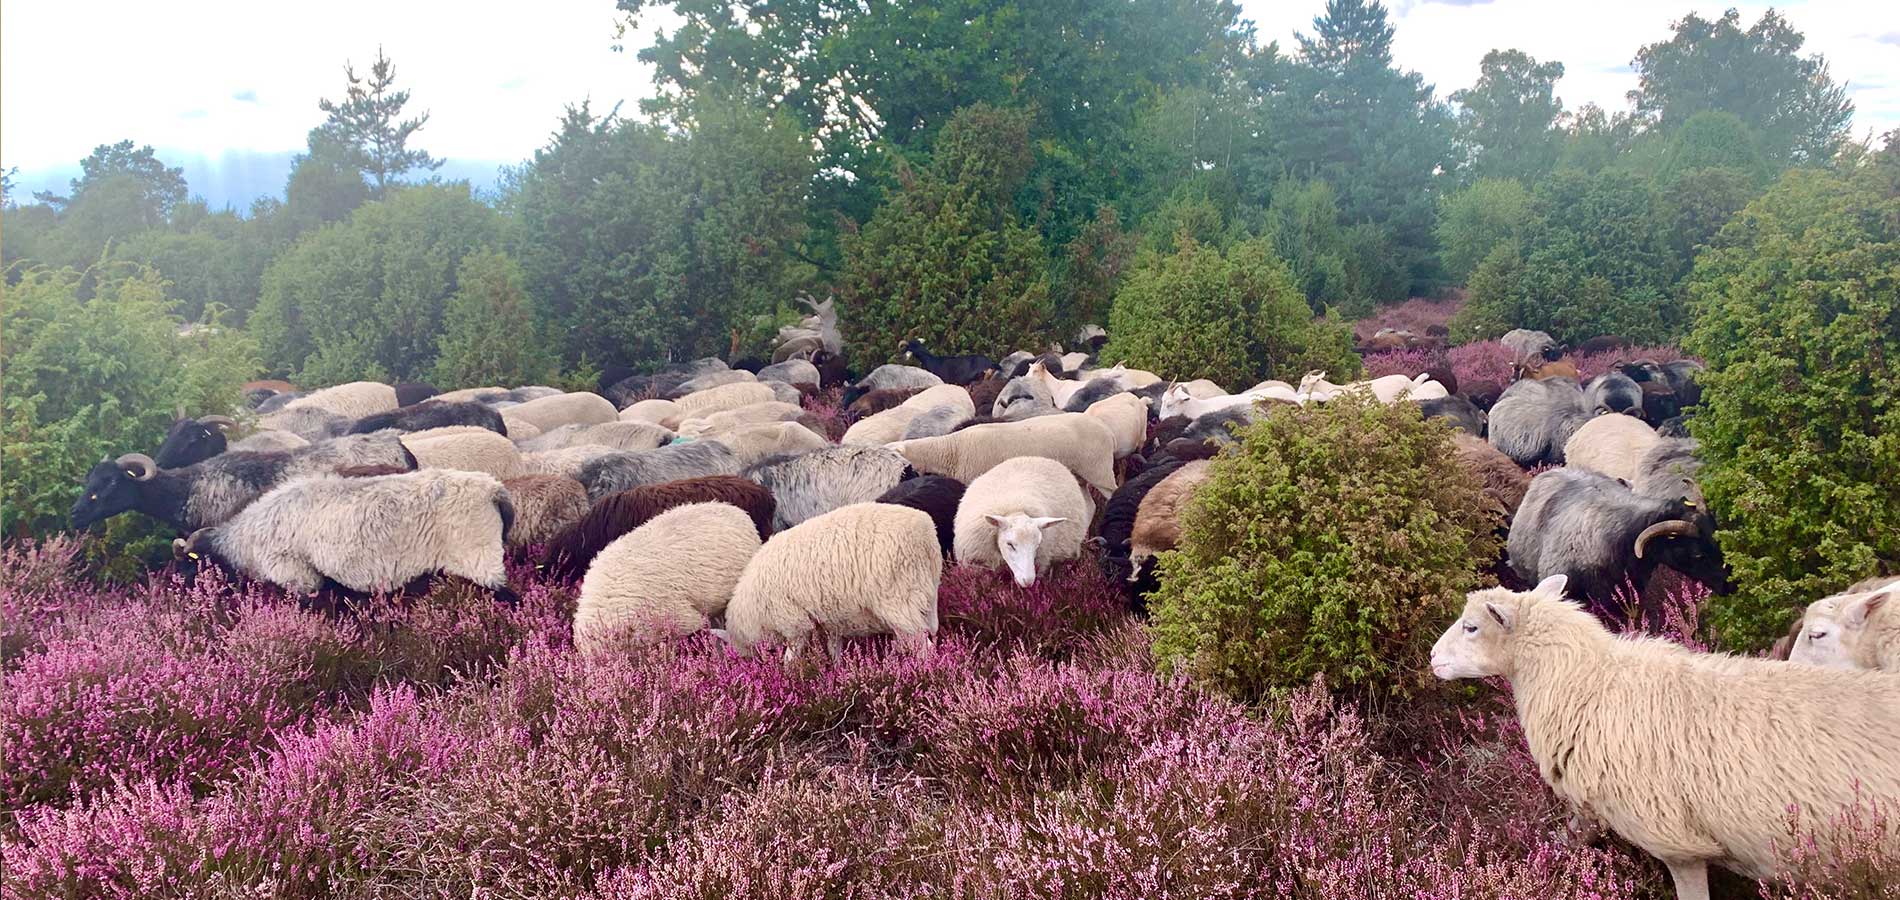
[702, 421, 831, 467]
[717, 503, 943, 662]
[1159, 384, 1296, 421]
[402, 429, 523, 479]
[952, 456, 1091, 587]
[665, 382, 777, 427]
[499, 414, 542, 441]
[842, 384, 974, 446]
[1562, 413, 1662, 484]
[573, 502, 763, 652]
[278, 381, 398, 420]
[675, 401, 809, 438]
[1297, 372, 1440, 404]
[886, 413, 1119, 498]
[1790, 576, 1900, 671]
[433, 386, 507, 404]
[1127, 460, 1213, 577]
[1431, 575, 1900, 900]
[1086, 362, 1163, 390]
[1083, 392, 1147, 459]
[503, 392, 618, 432]
[518, 421, 673, 453]
[519, 444, 623, 479]
[621, 399, 680, 426]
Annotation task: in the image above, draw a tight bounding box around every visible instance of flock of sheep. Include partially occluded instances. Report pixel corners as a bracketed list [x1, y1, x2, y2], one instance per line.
[64, 308, 1898, 895]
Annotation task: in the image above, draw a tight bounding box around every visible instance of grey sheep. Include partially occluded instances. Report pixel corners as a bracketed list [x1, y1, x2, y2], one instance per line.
[900, 404, 972, 439]
[577, 441, 743, 501]
[1060, 377, 1125, 412]
[1586, 372, 1644, 417]
[745, 445, 916, 532]
[1488, 377, 1597, 466]
[991, 375, 1056, 420]
[757, 359, 820, 388]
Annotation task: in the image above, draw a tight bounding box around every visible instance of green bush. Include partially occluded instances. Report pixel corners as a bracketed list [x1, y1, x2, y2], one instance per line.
[1103, 237, 1358, 387]
[432, 249, 554, 389]
[1148, 397, 1501, 702]
[2, 264, 257, 570]
[1435, 178, 1535, 284]
[1684, 164, 1900, 650]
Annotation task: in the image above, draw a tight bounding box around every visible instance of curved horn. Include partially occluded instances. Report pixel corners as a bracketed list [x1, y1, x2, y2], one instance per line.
[198, 415, 237, 432]
[115, 453, 158, 481]
[1634, 519, 1699, 559]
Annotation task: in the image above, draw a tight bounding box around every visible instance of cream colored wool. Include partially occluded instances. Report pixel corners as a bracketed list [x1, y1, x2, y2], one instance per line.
[1025, 361, 1086, 406]
[1563, 414, 1662, 484]
[1127, 460, 1213, 574]
[403, 430, 523, 480]
[1431, 578, 1900, 900]
[1083, 392, 1147, 459]
[499, 414, 541, 441]
[433, 386, 507, 403]
[279, 381, 399, 420]
[229, 430, 309, 454]
[666, 382, 777, 427]
[702, 422, 830, 467]
[952, 456, 1091, 585]
[574, 502, 763, 652]
[520, 421, 673, 452]
[676, 402, 810, 438]
[620, 399, 679, 425]
[500, 475, 590, 547]
[1177, 379, 1227, 399]
[722, 503, 942, 661]
[841, 405, 924, 446]
[183, 469, 512, 593]
[519, 444, 622, 479]
[403, 425, 498, 442]
[1791, 577, 1900, 671]
[886, 413, 1118, 497]
[503, 392, 618, 432]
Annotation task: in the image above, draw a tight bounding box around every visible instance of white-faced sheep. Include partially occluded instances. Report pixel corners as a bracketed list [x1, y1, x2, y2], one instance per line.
[744, 445, 915, 532]
[703, 421, 831, 467]
[174, 469, 514, 597]
[1158, 384, 1296, 421]
[1789, 577, 1900, 671]
[1431, 576, 1900, 900]
[1126, 460, 1213, 578]
[499, 475, 590, 547]
[402, 429, 524, 480]
[1562, 413, 1662, 484]
[717, 503, 943, 662]
[578, 441, 744, 501]
[502, 392, 619, 433]
[518, 421, 674, 453]
[887, 413, 1119, 498]
[666, 382, 778, 427]
[621, 399, 680, 425]
[573, 502, 764, 651]
[952, 456, 1091, 587]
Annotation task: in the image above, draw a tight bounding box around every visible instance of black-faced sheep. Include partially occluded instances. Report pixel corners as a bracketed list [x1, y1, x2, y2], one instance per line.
[153, 415, 240, 468]
[540, 475, 775, 581]
[874, 475, 966, 555]
[744, 445, 916, 532]
[1584, 372, 1643, 417]
[1487, 377, 1597, 466]
[952, 456, 1092, 588]
[1418, 396, 1486, 436]
[347, 400, 507, 436]
[578, 442, 744, 501]
[573, 502, 763, 651]
[901, 339, 999, 386]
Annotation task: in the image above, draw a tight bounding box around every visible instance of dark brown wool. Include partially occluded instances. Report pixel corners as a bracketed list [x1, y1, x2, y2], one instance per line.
[964, 376, 1007, 418]
[540, 475, 775, 580]
[875, 475, 966, 554]
[846, 387, 926, 418]
[500, 475, 590, 546]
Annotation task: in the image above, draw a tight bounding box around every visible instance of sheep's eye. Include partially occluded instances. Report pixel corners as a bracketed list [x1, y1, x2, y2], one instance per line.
[88, 493, 97, 500]
[1462, 622, 1479, 635]
[1810, 630, 1828, 641]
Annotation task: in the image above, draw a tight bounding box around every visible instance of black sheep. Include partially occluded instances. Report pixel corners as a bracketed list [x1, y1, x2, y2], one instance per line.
[875, 475, 967, 555]
[347, 400, 507, 436]
[902, 340, 999, 386]
[154, 416, 237, 468]
[393, 382, 440, 407]
[1418, 396, 1487, 436]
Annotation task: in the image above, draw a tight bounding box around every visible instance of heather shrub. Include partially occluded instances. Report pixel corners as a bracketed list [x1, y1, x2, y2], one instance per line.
[1684, 165, 1900, 649]
[1766, 799, 1900, 899]
[1446, 339, 1515, 388]
[1359, 347, 1442, 379]
[1148, 396, 1501, 701]
[937, 558, 1128, 657]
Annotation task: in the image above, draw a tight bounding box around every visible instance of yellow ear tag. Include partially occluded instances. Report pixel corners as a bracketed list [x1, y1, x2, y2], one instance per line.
[188, 552, 200, 560]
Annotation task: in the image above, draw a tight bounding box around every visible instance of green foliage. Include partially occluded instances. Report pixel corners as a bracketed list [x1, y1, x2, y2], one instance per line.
[276, 129, 373, 241]
[1683, 164, 1900, 650]
[508, 99, 815, 370]
[840, 105, 1053, 364]
[252, 183, 500, 384]
[1259, 179, 1404, 318]
[317, 47, 442, 197]
[1435, 178, 1535, 285]
[1103, 237, 1358, 386]
[111, 215, 273, 324]
[1657, 111, 1768, 182]
[432, 249, 553, 389]
[1450, 49, 1566, 182]
[1148, 397, 1500, 702]
[1052, 206, 1137, 335]
[2, 265, 257, 553]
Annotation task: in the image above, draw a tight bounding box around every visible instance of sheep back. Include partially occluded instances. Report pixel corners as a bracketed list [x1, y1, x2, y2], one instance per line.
[578, 441, 743, 500]
[1451, 434, 1530, 519]
[500, 475, 590, 547]
[519, 421, 674, 453]
[875, 475, 966, 554]
[1563, 414, 1661, 484]
[888, 413, 1119, 498]
[745, 445, 915, 531]
[280, 381, 399, 420]
[402, 429, 523, 480]
[1128, 460, 1214, 570]
[704, 421, 831, 467]
[541, 475, 775, 580]
[574, 502, 763, 651]
[1084, 392, 1148, 459]
[1102, 459, 1186, 556]
[504, 392, 618, 433]
[667, 382, 777, 427]
[725, 503, 943, 655]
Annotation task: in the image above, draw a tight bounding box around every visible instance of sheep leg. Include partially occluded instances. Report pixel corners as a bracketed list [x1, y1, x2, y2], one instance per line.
[1663, 860, 1708, 900]
[824, 632, 845, 661]
[897, 630, 935, 659]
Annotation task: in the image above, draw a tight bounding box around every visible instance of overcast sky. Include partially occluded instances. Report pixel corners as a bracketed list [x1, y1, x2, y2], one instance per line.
[4, 0, 1895, 204]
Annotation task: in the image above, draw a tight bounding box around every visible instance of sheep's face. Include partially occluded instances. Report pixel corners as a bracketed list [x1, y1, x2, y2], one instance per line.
[986, 514, 1067, 588]
[1432, 576, 1567, 680]
[70, 462, 140, 529]
[1790, 591, 1889, 670]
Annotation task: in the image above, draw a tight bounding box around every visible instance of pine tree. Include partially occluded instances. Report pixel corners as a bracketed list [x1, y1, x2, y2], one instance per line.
[318, 47, 443, 197]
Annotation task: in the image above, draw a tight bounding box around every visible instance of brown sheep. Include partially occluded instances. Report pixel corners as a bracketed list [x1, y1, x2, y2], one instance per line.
[1451, 433, 1531, 520]
[335, 464, 411, 478]
[501, 475, 590, 547]
[1519, 360, 1580, 381]
[846, 387, 925, 418]
[965, 375, 1008, 421]
[539, 475, 775, 580]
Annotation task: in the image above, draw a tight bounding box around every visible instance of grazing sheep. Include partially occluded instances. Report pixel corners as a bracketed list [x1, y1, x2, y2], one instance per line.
[953, 456, 1091, 587]
[965, 375, 1007, 420]
[620, 399, 679, 425]
[745, 445, 915, 531]
[875, 475, 966, 555]
[174, 469, 514, 596]
[848, 387, 925, 418]
[230, 430, 310, 455]
[503, 392, 619, 433]
[520, 444, 623, 479]
[991, 375, 1057, 420]
[1126, 460, 1213, 578]
[497, 414, 542, 442]
[1175, 379, 1227, 400]
[843, 384, 974, 445]
[1083, 392, 1148, 459]
[704, 421, 831, 467]
[573, 502, 763, 650]
[1585, 372, 1643, 417]
[256, 405, 350, 442]
[499, 475, 590, 547]
[1418, 396, 1486, 436]
[153, 416, 241, 468]
[843, 364, 944, 406]
[900, 405, 972, 440]
[70, 432, 417, 534]
[518, 421, 674, 453]
[540, 476, 775, 580]
[1431, 576, 1900, 900]
[348, 400, 507, 436]
[717, 503, 943, 661]
[1790, 577, 1900, 671]
[278, 381, 400, 420]
[667, 382, 777, 427]
[1562, 414, 1662, 484]
[578, 442, 743, 501]
[392, 382, 440, 407]
[1462, 380, 1504, 411]
[675, 401, 810, 438]
[1160, 384, 1296, 420]
[433, 386, 507, 404]
[1500, 329, 1559, 369]
[1451, 434, 1531, 519]
[902, 340, 999, 386]
[757, 359, 820, 388]
[1488, 377, 1597, 466]
[665, 369, 758, 399]
[1023, 360, 1088, 407]
[887, 413, 1119, 498]
[1507, 468, 1728, 615]
[1060, 377, 1125, 412]
[403, 429, 524, 480]
[1298, 372, 1442, 405]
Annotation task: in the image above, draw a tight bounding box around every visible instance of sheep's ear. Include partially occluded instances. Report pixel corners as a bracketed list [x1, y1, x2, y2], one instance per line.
[984, 514, 1009, 528]
[1485, 602, 1514, 632]
[1032, 516, 1068, 531]
[1845, 592, 1890, 627]
[1532, 574, 1568, 599]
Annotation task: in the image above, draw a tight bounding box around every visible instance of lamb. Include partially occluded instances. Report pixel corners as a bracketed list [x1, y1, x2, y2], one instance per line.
[1488, 376, 1597, 466]
[1451, 434, 1530, 519]
[756, 359, 820, 388]
[1789, 577, 1900, 671]
[1507, 468, 1728, 617]
[702, 421, 831, 467]
[1499, 328, 1559, 369]
[1430, 576, 1900, 900]
[744, 445, 915, 532]
[517, 421, 674, 453]
[276, 381, 400, 420]
[173, 468, 514, 597]
[573, 502, 763, 651]
[886, 413, 1119, 499]
[519, 444, 623, 479]
[578, 441, 743, 501]
[540, 475, 774, 580]
[1418, 396, 1486, 436]
[402, 429, 523, 480]
[70, 431, 417, 534]
[875, 475, 966, 554]
[843, 364, 943, 407]
[347, 400, 507, 436]
[666, 382, 777, 427]
[902, 339, 999, 386]
[952, 456, 1092, 587]
[1127, 460, 1213, 578]
[1562, 414, 1662, 484]
[620, 399, 679, 425]
[991, 375, 1057, 420]
[717, 503, 943, 661]
[499, 475, 590, 547]
[1585, 372, 1643, 417]
[502, 392, 619, 433]
[1083, 392, 1148, 459]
